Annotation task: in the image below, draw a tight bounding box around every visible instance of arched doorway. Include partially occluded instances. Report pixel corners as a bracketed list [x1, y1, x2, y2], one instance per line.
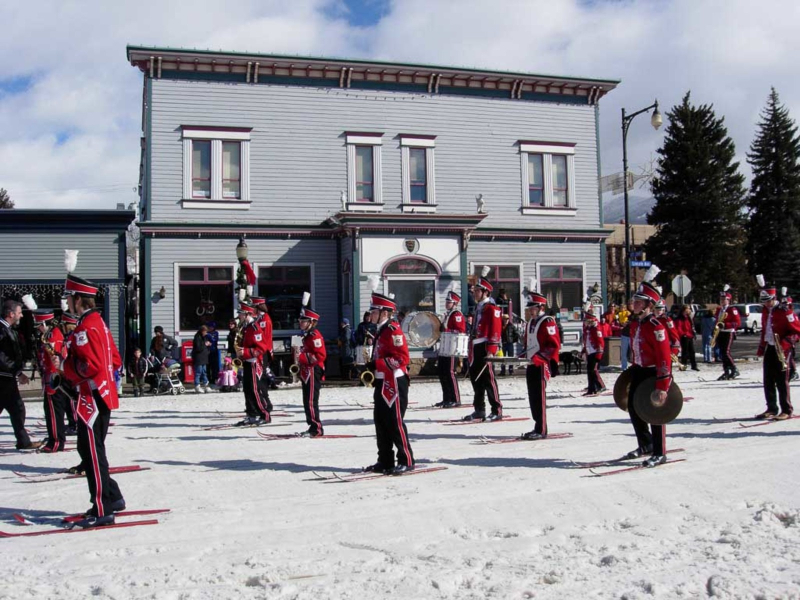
[382, 256, 441, 318]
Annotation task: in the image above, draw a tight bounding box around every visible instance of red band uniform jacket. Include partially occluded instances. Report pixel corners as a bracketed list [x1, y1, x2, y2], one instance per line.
[714, 305, 741, 332]
[444, 310, 467, 334]
[39, 327, 66, 395]
[759, 305, 800, 356]
[240, 319, 270, 361]
[582, 322, 605, 358]
[656, 315, 681, 356]
[373, 320, 410, 407]
[472, 299, 502, 356]
[525, 315, 561, 373]
[298, 327, 326, 383]
[630, 315, 673, 392]
[256, 312, 274, 360]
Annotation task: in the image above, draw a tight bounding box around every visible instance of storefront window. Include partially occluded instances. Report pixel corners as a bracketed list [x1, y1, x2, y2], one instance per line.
[473, 265, 521, 316]
[178, 266, 234, 331]
[540, 265, 583, 317]
[386, 279, 436, 318]
[257, 265, 312, 331]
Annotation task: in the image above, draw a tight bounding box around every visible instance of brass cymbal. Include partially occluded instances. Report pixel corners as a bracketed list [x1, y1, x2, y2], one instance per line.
[633, 377, 683, 425]
[613, 368, 634, 412]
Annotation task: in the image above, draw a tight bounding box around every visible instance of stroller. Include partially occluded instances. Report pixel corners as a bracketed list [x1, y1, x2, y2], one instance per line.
[148, 356, 186, 396]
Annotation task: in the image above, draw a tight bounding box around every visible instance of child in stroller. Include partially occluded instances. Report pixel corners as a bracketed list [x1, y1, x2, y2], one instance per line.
[216, 356, 240, 392]
[147, 354, 186, 395]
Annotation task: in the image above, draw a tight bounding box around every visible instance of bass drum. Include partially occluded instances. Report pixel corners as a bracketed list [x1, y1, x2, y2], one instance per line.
[401, 311, 442, 348]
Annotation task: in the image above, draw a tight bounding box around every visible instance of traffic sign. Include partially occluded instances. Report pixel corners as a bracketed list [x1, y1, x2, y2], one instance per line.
[671, 275, 692, 300]
[630, 260, 652, 268]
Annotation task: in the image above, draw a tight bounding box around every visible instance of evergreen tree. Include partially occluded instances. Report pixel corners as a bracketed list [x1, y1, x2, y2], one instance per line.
[644, 92, 748, 302]
[746, 88, 800, 291]
[0, 188, 13, 209]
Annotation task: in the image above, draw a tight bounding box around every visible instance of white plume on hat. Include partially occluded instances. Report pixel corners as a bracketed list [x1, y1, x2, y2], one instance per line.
[756, 274, 765, 288]
[723, 284, 730, 292]
[21, 294, 37, 311]
[642, 264, 660, 283]
[481, 265, 491, 278]
[64, 249, 79, 274]
[583, 300, 592, 312]
[782, 286, 788, 297]
[61, 298, 69, 312]
[301, 292, 311, 307]
[528, 277, 538, 294]
[655, 285, 664, 296]
[388, 293, 395, 299]
[368, 274, 380, 292]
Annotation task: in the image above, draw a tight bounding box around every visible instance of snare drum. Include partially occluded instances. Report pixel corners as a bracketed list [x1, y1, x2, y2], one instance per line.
[438, 332, 470, 357]
[355, 344, 373, 366]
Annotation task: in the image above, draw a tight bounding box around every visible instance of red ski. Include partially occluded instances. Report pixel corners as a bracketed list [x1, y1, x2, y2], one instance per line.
[256, 431, 359, 441]
[0, 519, 160, 538]
[13, 508, 170, 526]
[442, 416, 529, 426]
[739, 415, 799, 428]
[199, 422, 292, 431]
[14, 465, 149, 482]
[475, 432, 573, 445]
[589, 458, 686, 477]
[328, 465, 448, 483]
[571, 448, 684, 469]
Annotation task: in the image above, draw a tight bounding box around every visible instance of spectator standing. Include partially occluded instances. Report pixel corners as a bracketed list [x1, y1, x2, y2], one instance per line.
[150, 326, 178, 364]
[205, 322, 220, 385]
[701, 311, 716, 363]
[128, 347, 148, 397]
[500, 314, 519, 375]
[192, 325, 210, 393]
[339, 318, 355, 379]
[0, 300, 36, 450]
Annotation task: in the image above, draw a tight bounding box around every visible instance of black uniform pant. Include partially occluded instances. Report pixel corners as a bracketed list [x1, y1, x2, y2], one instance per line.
[243, 361, 270, 421]
[373, 375, 413, 468]
[43, 388, 68, 451]
[469, 343, 502, 416]
[526, 364, 548, 435]
[717, 331, 736, 376]
[586, 353, 605, 394]
[260, 356, 274, 412]
[66, 393, 77, 428]
[0, 378, 31, 448]
[627, 366, 666, 456]
[437, 356, 461, 405]
[302, 366, 324, 435]
[77, 391, 123, 517]
[763, 345, 793, 415]
[680, 336, 697, 370]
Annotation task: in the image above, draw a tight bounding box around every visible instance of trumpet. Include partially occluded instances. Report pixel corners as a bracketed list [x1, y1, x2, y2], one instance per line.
[232, 357, 243, 369]
[671, 352, 687, 372]
[774, 333, 788, 371]
[360, 369, 375, 387]
[289, 363, 300, 375]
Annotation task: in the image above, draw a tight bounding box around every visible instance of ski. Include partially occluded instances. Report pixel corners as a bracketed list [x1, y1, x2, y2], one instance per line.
[442, 416, 530, 426]
[13, 465, 149, 482]
[475, 432, 573, 445]
[13, 508, 170, 526]
[0, 519, 160, 538]
[571, 448, 685, 469]
[410, 404, 465, 412]
[328, 465, 448, 483]
[255, 431, 359, 441]
[309, 470, 362, 481]
[589, 458, 687, 477]
[199, 421, 292, 431]
[739, 415, 800, 428]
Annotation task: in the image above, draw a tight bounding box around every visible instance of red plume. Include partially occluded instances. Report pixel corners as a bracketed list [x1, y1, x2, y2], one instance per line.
[241, 259, 256, 286]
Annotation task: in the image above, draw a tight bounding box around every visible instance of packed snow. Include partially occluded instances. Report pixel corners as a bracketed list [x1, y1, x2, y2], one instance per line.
[1, 361, 799, 599]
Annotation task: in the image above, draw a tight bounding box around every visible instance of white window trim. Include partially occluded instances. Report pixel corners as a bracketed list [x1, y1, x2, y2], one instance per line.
[401, 138, 436, 209]
[182, 128, 251, 209]
[520, 142, 576, 215]
[255, 262, 316, 336]
[346, 134, 383, 212]
[174, 262, 239, 340]
[468, 261, 524, 317]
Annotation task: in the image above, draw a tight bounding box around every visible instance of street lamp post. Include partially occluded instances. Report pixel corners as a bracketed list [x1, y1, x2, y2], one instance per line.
[235, 236, 250, 302]
[622, 100, 662, 303]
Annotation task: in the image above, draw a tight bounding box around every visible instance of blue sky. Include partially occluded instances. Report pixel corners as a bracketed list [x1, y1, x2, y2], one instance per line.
[1, 0, 799, 209]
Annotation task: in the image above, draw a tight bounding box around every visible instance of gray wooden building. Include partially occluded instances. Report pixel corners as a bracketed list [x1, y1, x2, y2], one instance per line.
[0, 209, 135, 359]
[127, 46, 618, 360]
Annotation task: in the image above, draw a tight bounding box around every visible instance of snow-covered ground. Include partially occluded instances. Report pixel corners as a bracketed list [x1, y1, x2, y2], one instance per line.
[1, 362, 799, 600]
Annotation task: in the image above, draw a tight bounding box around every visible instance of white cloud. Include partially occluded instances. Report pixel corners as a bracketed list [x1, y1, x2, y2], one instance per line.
[1, 0, 799, 209]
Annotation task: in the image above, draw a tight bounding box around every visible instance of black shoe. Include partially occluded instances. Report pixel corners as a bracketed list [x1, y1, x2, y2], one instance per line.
[624, 446, 652, 460]
[486, 413, 503, 422]
[64, 426, 78, 436]
[731, 370, 740, 379]
[462, 411, 486, 422]
[363, 463, 389, 474]
[110, 498, 126, 512]
[440, 401, 458, 408]
[72, 514, 115, 529]
[754, 411, 777, 420]
[17, 440, 44, 451]
[391, 464, 414, 475]
[642, 455, 667, 468]
[66, 464, 86, 475]
[434, 400, 446, 408]
[521, 430, 545, 440]
[717, 373, 729, 381]
[691, 367, 700, 372]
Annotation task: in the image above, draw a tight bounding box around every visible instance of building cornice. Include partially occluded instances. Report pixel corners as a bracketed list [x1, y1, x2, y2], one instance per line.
[127, 45, 618, 105]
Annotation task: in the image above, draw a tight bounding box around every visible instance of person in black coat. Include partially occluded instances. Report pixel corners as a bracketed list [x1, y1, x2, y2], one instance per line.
[192, 325, 210, 393]
[0, 300, 36, 449]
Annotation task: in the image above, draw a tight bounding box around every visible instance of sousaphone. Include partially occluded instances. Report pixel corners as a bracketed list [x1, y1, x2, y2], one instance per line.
[632, 377, 684, 425]
[612, 368, 634, 411]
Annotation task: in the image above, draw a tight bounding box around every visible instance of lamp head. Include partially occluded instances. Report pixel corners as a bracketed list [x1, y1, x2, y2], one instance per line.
[236, 237, 249, 261]
[651, 101, 663, 130]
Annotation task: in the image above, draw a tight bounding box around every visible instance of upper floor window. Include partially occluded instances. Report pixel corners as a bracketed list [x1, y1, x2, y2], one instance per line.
[346, 133, 383, 212]
[401, 135, 436, 213]
[182, 126, 251, 210]
[519, 141, 576, 215]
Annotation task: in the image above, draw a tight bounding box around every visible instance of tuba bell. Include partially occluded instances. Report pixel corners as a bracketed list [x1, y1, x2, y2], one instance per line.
[360, 369, 375, 387]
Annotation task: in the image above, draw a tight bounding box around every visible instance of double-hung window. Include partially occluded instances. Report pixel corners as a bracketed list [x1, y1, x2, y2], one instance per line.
[519, 141, 576, 215]
[182, 126, 251, 209]
[346, 132, 383, 212]
[176, 265, 235, 333]
[538, 265, 584, 316]
[401, 135, 436, 213]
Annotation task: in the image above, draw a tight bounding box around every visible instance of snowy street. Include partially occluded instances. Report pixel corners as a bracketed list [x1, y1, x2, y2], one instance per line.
[1, 362, 799, 599]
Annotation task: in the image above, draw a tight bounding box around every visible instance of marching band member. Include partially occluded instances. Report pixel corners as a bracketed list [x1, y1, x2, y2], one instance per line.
[581, 311, 606, 397]
[714, 285, 741, 380]
[61, 312, 80, 437]
[363, 292, 414, 475]
[236, 303, 271, 426]
[779, 288, 798, 381]
[755, 276, 800, 420]
[250, 296, 275, 408]
[653, 299, 680, 362]
[34, 310, 69, 453]
[62, 273, 125, 527]
[625, 265, 673, 468]
[464, 268, 503, 421]
[521, 292, 560, 440]
[296, 297, 326, 437]
[435, 291, 466, 408]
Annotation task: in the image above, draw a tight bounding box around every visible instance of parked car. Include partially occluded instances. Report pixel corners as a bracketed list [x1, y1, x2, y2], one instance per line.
[732, 304, 763, 334]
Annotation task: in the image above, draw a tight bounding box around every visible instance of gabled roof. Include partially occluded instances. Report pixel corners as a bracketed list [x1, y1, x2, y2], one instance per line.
[127, 45, 618, 104]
